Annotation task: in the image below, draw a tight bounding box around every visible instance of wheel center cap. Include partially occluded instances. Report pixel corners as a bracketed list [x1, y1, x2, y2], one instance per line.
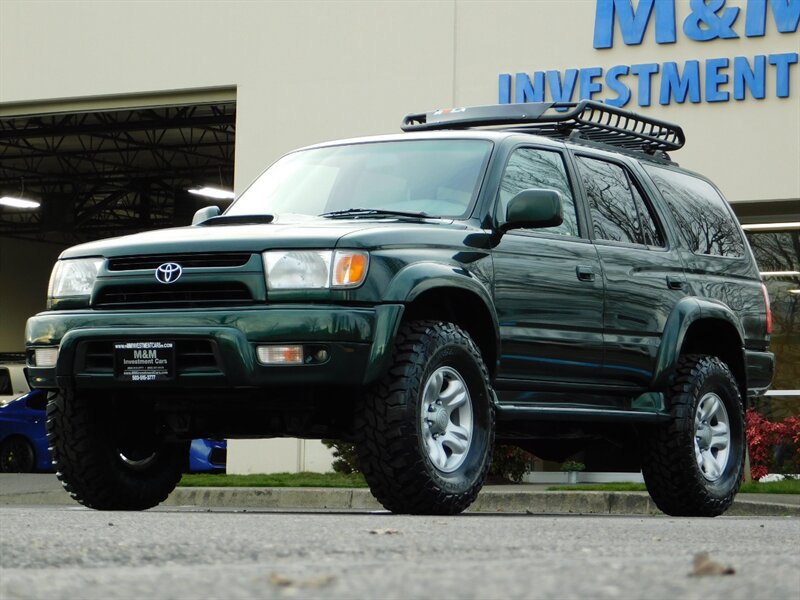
[430, 408, 449, 435]
[696, 425, 712, 449]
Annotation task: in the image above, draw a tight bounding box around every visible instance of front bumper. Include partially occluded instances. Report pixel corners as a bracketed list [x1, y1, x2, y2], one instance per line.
[25, 304, 403, 392]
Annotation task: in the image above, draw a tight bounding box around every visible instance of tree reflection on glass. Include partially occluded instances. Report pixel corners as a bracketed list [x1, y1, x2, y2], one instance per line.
[747, 230, 800, 408]
[576, 156, 646, 244]
[644, 165, 744, 257]
[497, 149, 579, 237]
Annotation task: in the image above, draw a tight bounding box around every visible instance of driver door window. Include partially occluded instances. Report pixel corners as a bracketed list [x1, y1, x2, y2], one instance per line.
[497, 148, 580, 237]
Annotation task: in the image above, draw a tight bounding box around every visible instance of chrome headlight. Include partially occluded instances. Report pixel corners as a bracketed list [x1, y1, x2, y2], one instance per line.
[263, 250, 368, 290]
[48, 258, 103, 299]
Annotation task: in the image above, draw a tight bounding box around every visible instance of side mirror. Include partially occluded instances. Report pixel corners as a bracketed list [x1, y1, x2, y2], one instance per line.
[502, 189, 563, 232]
[192, 205, 221, 225]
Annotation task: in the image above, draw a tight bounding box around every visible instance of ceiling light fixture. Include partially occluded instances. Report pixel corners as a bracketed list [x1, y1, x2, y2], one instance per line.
[0, 196, 40, 209]
[760, 271, 800, 277]
[741, 222, 800, 231]
[188, 186, 235, 200]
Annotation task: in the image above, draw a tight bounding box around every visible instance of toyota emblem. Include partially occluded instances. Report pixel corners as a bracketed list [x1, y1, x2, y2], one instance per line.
[155, 262, 183, 284]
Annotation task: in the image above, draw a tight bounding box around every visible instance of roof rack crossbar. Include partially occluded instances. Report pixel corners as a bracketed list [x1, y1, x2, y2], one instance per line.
[401, 100, 686, 154]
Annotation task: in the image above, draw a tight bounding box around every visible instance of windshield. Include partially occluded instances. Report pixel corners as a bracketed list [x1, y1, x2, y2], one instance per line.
[228, 139, 493, 219]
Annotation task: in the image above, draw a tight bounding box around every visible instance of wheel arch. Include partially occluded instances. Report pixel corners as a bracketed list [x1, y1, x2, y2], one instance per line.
[652, 297, 747, 403]
[382, 263, 500, 378]
[402, 288, 499, 379]
[0, 433, 34, 447]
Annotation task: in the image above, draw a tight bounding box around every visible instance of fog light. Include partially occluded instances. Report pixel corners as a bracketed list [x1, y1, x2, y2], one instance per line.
[34, 347, 59, 367]
[257, 345, 304, 365]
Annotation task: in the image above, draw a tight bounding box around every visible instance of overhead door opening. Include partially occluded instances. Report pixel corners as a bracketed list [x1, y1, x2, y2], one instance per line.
[0, 99, 236, 245]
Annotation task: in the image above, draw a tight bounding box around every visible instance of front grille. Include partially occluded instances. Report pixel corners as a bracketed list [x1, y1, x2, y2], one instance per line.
[94, 282, 253, 309]
[79, 340, 220, 374]
[108, 253, 252, 271]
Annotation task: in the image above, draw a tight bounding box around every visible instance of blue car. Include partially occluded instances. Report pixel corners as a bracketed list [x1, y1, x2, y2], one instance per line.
[0, 390, 226, 473]
[0, 390, 50, 472]
[189, 438, 227, 473]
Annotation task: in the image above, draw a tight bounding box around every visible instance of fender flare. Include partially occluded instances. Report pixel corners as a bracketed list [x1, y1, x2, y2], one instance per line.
[382, 261, 501, 362]
[651, 296, 745, 390]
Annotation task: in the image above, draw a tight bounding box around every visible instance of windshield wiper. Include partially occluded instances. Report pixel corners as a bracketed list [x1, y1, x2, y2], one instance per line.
[319, 208, 429, 220]
[199, 214, 275, 226]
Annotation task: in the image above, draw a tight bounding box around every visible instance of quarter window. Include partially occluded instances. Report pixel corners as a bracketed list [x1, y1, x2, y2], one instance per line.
[576, 156, 663, 246]
[644, 164, 744, 257]
[497, 148, 580, 237]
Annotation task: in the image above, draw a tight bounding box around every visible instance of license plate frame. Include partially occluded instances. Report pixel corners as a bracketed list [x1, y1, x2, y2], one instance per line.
[114, 341, 175, 382]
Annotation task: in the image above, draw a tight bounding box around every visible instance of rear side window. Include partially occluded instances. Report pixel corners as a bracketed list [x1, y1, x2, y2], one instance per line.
[644, 165, 744, 257]
[575, 156, 663, 246]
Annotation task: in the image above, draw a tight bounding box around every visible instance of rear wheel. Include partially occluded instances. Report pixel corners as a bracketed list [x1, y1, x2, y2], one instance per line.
[47, 391, 187, 510]
[355, 320, 495, 515]
[0, 436, 36, 472]
[641, 354, 745, 517]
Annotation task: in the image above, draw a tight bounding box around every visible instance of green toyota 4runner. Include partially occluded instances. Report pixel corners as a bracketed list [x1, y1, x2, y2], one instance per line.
[25, 101, 774, 516]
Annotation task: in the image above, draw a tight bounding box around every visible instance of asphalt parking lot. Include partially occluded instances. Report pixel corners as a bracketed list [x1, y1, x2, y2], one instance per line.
[1, 504, 798, 600]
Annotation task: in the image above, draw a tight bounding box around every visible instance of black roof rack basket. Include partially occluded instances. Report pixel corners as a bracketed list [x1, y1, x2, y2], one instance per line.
[401, 100, 685, 154]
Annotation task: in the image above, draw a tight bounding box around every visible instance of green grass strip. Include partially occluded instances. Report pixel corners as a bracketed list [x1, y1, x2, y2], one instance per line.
[546, 479, 800, 494]
[179, 472, 368, 488]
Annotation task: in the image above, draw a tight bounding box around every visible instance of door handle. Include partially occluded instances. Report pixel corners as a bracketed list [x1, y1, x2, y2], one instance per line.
[666, 275, 686, 290]
[576, 265, 595, 282]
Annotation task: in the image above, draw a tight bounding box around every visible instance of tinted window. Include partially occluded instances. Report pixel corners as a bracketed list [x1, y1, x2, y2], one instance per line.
[632, 184, 663, 246]
[576, 156, 662, 246]
[644, 165, 744, 257]
[497, 148, 579, 237]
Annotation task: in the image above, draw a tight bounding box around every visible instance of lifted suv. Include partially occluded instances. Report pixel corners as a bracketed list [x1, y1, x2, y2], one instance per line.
[26, 101, 773, 515]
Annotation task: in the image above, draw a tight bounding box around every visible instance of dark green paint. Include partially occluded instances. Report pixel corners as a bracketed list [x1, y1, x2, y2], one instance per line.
[26, 132, 773, 436]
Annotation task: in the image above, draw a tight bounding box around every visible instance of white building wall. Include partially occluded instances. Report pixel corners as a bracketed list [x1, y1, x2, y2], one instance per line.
[0, 0, 457, 191]
[228, 439, 336, 474]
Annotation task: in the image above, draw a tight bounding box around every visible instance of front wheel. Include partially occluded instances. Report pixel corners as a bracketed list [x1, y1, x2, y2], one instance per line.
[355, 320, 495, 515]
[641, 354, 745, 517]
[47, 391, 187, 510]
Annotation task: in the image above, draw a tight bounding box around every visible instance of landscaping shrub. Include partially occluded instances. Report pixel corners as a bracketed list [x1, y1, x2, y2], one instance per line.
[322, 439, 360, 474]
[746, 409, 800, 480]
[491, 445, 535, 483]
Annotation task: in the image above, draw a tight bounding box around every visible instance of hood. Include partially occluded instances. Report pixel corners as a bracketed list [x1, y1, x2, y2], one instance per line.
[60, 215, 470, 259]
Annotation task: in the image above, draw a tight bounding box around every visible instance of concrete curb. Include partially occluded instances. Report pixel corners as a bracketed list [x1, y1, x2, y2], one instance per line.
[4, 486, 798, 516]
[472, 490, 662, 515]
[163, 487, 382, 511]
[0, 491, 74, 506]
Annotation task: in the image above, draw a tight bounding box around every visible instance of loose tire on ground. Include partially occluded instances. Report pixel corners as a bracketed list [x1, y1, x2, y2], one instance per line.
[0, 436, 36, 472]
[47, 391, 187, 510]
[641, 354, 745, 517]
[355, 320, 495, 515]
